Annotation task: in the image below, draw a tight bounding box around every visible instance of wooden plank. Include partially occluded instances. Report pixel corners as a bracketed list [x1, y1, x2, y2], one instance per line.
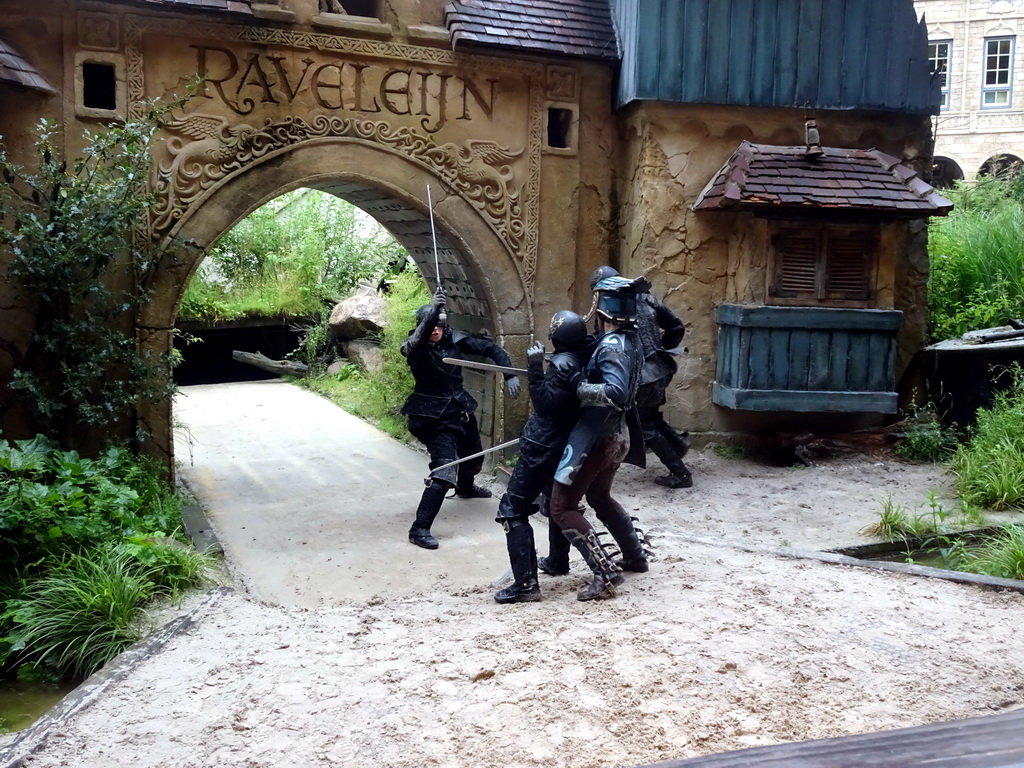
[816, 0, 846, 109]
[712, 381, 738, 409]
[715, 324, 735, 387]
[866, 332, 892, 391]
[845, 332, 871, 390]
[793, 0, 824, 107]
[786, 329, 811, 390]
[614, 0, 638, 106]
[750, 0, 779, 104]
[885, 0, 913, 111]
[826, 330, 850, 391]
[862, 0, 890, 109]
[704, 0, 732, 104]
[716, 305, 903, 332]
[635, 0, 665, 100]
[717, 388, 898, 413]
[726, 0, 756, 105]
[737, 327, 752, 390]
[636, 707, 1024, 767]
[681, 0, 709, 102]
[773, 0, 800, 105]
[840, 0, 870, 107]
[662, 0, 686, 102]
[806, 329, 831, 390]
[745, 328, 770, 389]
[767, 328, 791, 390]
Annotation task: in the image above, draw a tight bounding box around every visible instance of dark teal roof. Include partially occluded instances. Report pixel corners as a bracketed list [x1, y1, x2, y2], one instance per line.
[614, 0, 940, 114]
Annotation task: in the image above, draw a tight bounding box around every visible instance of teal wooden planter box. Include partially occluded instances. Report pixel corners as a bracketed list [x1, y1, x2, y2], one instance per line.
[714, 304, 903, 413]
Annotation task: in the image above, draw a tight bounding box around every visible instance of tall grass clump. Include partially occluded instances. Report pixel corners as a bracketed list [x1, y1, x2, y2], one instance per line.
[929, 176, 1024, 341]
[953, 364, 1024, 509]
[967, 525, 1024, 580]
[301, 271, 428, 440]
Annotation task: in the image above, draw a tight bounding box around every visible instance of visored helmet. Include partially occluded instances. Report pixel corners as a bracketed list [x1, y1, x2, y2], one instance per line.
[415, 304, 445, 327]
[593, 275, 638, 324]
[589, 265, 620, 291]
[548, 310, 587, 350]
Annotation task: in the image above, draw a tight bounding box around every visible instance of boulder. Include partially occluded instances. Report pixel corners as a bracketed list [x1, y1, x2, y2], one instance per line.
[343, 340, 384, 374]
[329, 283, 387, 340]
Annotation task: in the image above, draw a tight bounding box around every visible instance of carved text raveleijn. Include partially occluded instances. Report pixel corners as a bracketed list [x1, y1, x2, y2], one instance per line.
[192, 44, 498, 134]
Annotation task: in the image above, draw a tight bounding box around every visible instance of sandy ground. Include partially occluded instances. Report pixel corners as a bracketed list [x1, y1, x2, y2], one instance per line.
[5, 448, 1024, 768]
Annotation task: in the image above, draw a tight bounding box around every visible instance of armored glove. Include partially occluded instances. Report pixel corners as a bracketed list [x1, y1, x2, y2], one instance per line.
[505, 375, 521, 399]
[526, 340, 546, 366]
[433, 286, 446, 310]
[577, 381, 616, 408]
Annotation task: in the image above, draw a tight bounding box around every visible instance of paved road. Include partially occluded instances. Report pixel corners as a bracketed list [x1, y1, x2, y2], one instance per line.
[174, 380, 511, 607]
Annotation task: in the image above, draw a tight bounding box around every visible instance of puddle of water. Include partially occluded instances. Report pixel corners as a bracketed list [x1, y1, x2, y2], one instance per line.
[0, 679, 75, 732]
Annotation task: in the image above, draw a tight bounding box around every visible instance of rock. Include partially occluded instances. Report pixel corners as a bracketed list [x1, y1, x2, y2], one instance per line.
[326, 360, 350, 376]
[329, 283, 387, 340]
[343, 340, 384, 374]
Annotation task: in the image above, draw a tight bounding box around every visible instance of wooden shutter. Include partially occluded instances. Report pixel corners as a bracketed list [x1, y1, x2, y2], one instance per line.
[773, 229, 821, 297]
[825, 230, 871, 299]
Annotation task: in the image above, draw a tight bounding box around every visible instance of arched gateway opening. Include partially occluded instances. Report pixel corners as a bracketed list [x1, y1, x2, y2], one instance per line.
[140, 140, 533, 465]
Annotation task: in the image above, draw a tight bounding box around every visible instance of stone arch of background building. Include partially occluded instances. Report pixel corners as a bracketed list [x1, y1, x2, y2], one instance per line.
[979, 152, 1024, 178]
[931, 155, 965, 188]
[138, 139, 532, 466]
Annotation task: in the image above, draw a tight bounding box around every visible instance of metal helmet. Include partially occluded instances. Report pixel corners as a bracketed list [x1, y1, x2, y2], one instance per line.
[589, 265, 620, 291]
[593, 275, 638, 325]
[548, 310, 587, 350]
[415, 304, 444, 327]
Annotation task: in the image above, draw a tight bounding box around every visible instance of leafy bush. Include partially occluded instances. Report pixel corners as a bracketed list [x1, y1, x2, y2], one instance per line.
[0, 102, 191, 449]
[180, 189, 406, 322]
[953, 364, 1024, 510]
[0, 435, 185, 573]
[0, 434, 212, 680]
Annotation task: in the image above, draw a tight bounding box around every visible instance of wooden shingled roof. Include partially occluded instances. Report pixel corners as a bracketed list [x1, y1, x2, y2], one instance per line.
[96, 0, 252, 15]
[444, 0, 618, 61]
[693, 142, 953, 218]
[0, 37, 55, 94]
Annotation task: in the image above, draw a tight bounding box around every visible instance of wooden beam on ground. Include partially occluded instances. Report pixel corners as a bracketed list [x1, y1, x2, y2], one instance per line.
[637, 708, 1024, 767]
[231, 350, 308, 377]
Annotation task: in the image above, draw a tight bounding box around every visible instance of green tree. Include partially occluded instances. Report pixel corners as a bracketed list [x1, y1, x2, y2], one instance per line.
[0, 105, 188, 450]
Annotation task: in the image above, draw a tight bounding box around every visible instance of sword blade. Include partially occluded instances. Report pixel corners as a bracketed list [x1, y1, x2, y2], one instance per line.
[442, 357, 527, 375]
[429, 437, 521, 476]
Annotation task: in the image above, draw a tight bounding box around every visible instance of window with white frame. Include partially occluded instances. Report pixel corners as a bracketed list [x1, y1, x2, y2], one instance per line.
[928, 40, 952, 109]
[982, 36, 1014, 108]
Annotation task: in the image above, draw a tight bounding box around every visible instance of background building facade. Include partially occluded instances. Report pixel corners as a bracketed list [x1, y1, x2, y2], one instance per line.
[917, 0, 1024, 182]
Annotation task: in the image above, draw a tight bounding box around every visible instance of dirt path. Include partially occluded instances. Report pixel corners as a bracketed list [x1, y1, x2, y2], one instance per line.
[5, 445, 1024, 768]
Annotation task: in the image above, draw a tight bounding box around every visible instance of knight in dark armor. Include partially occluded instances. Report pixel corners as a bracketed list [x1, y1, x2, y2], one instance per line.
[492, 311, 595, 604]
[549, 275, 649, 601]
[401, 287, 521, 550]
[590, 266, 692, 489]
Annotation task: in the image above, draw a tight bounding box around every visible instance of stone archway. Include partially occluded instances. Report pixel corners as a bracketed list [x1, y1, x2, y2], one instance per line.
[139, 139, 533, 466]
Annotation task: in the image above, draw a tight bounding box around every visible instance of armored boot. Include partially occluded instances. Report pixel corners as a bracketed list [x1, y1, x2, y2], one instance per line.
[408, 481, 449, 549]
[537, 514, 571, 576]
[563, 528, 623, 601]
[455, 483, 493, 499]
[494, 519, 541, 604]
[603, 513, 650, 573]
[649, 431, 693, 489]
